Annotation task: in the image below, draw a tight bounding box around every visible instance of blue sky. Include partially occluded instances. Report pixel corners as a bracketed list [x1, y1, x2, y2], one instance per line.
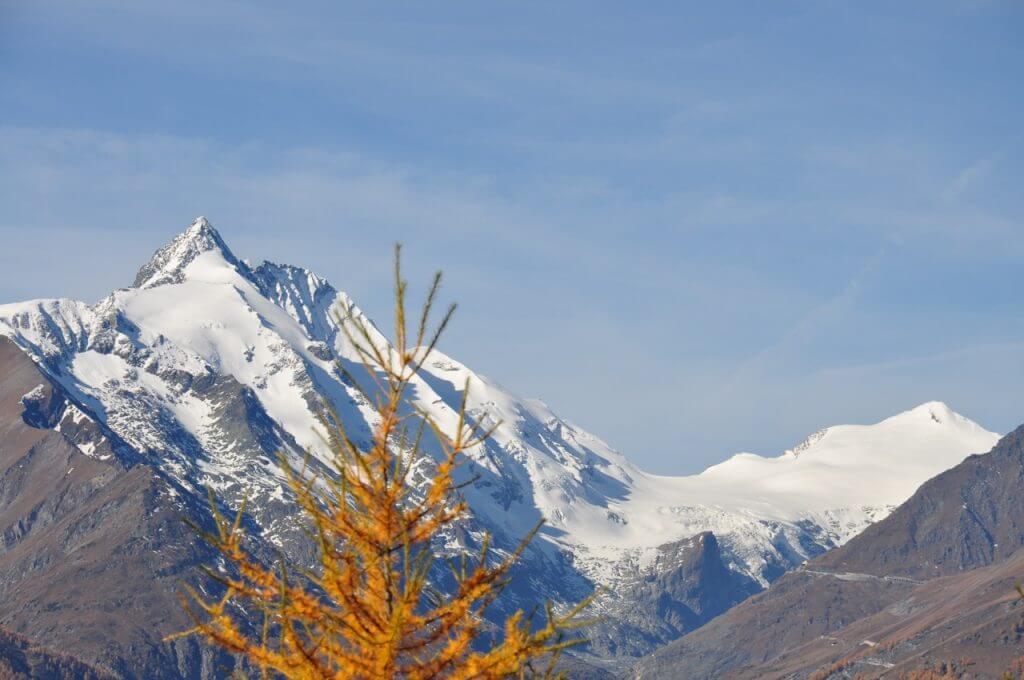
[1, 1, 1022, 473]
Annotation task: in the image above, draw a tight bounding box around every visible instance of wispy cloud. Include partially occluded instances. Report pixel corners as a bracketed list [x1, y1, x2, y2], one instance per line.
[943, 137, 1021, 202]
[707, 245, 889, 410]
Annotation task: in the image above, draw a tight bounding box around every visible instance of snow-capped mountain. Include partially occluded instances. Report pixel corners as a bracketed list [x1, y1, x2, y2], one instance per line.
[0, 218, 1001, 663]
[573, 400, 997, 586]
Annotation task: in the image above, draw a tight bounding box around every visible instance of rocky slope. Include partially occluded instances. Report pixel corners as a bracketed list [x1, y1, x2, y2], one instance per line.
[0, 218, 1002, 674]
[0, 623, 113, 679]
[0, 336, 244, 678]
[636, 425, 1024, 678]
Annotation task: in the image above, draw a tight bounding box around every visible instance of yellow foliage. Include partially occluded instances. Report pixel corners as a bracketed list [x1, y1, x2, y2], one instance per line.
[170, 246, 590, 678]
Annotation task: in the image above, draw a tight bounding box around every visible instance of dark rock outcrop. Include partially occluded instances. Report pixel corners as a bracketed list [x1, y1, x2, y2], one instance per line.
[587, 532, 760, 659]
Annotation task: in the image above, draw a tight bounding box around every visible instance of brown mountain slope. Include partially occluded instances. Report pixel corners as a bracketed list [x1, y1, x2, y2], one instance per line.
[635, 425, 1024, 679]
[0, 624, 113, 679]
[0, 337, 234, 678]
[812, 427, 1024, 580]
[760, 549, 1024, 677]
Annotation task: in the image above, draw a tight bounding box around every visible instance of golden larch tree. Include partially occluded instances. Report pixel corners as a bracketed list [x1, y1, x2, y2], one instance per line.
[170, 247, 591, 678]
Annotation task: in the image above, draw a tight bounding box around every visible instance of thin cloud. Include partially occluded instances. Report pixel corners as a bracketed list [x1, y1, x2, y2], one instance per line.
[943, 137, 1020, 203]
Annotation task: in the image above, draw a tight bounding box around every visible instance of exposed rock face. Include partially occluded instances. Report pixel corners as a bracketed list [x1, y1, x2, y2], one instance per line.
[636, 427, 1024, 679]
[586, 533, 760, 659]
[0, 336, 236, 679]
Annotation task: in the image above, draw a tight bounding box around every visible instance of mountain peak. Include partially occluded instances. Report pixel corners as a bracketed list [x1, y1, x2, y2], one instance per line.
[133, 216, 240, 289]
[890, 400, 959, 426]
[186, 215, 214, 235]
